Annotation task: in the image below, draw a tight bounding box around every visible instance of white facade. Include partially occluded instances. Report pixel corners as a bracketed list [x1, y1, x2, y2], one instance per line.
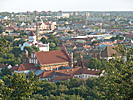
[14, 70, 30, 74]
[20, 42, 32, 51]
[58, 26, 70, 30]
[29, 35, 37, 43]
[20, 33, 49, 51]
[75, 74, 99, 79]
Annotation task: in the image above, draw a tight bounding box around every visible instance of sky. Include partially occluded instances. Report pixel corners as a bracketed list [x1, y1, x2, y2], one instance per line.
[0, 0, 133, 12]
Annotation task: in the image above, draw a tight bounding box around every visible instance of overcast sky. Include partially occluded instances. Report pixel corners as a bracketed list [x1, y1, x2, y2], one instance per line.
[0, 0, 133, 12]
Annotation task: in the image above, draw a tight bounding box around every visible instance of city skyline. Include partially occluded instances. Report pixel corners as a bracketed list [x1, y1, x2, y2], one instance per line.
[0, 0, 133, 12]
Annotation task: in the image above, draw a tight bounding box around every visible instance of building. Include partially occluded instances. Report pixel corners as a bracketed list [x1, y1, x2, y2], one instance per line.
[10, 63, 37, 74]
[37, 67, 103, 82]
[20, 31, 49, 51]
[101, 45, 119, 60]
[29, 46, 73, 70]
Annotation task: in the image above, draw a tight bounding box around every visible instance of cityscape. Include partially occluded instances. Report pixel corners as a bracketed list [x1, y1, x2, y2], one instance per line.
[0, 0, 132, 100]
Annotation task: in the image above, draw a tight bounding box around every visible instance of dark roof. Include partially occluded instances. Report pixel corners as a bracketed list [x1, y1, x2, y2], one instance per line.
[29, 31, 36, 36]
[10, 63, 37, 71]
[101, 45, 119, 57]
[35, 50, 70, 65]
[0, 64, 8, 68]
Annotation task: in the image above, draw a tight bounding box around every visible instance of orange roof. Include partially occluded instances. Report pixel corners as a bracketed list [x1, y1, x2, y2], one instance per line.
[84, 45, 92, 49]
[94, 43, 100, 46]
[11, 63, 37, 71]
[35, 50, 70, 65]
[50, 76, 75, 82]
[102, 42, 114, 45]
[38, 67, 101, 78]
[38, 70, 55, 78]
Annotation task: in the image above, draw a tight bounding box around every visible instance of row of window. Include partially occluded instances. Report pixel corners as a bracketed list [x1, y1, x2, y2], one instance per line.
[29, 59, 38, 64]
[31, 53, 36, 58]
[76, 74, 94, 78]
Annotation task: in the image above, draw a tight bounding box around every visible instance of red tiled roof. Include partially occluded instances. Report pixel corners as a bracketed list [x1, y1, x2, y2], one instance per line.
[38, 70, 55, 78]
[55, 68, 101, 76]
[10, 63, 37, 71]
[35, 50, 70, 65]
[50, 76, 75, 82]
[37, 67, 101, 78]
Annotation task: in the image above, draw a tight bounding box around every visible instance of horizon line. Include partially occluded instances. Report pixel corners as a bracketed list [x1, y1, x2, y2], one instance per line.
[0, 10, 133, 13]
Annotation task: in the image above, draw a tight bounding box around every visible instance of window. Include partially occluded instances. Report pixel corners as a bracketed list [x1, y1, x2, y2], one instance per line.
[34, 59, 36, 64]
[29, 59, 31, 63]
[36, 59, 38, 64]
[31, 53, 33, 58]
[50, 66, 52, 70]
[34, 54, 36, 58]
[56, 67, 58, 70]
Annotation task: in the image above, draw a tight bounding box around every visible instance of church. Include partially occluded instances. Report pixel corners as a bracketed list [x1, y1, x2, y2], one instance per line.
[20, 31, 49, 51]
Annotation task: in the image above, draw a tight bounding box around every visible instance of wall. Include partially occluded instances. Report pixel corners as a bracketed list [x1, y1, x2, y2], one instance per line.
[40, 63, 69, 70]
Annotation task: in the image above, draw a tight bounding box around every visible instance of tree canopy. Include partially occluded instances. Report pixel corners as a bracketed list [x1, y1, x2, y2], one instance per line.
[88, 57, 102, 69]
[98, 45, 133, 99]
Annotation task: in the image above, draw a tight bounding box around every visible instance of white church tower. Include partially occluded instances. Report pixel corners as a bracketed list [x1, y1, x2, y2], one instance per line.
[28, 31, 37, 43]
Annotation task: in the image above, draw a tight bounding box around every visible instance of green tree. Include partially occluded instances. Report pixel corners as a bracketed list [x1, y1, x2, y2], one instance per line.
[1, 72, 41, 100]
[13, 39, 25, 46]
[26, 94, 44, 100]
[98, 45, 133, 100]
[0, 68, 11, 77]
[0, 37, 11, 54]
[0, 25, 3, 34]
[10, 46, 22, 57]
[24, 46, 39, 56]
[40, 37, 47, 44]
[37, 81, 57, 96]
[88, 57, 102, 69]
[50, 42, 56, 48]
[68, 30, 73, 34]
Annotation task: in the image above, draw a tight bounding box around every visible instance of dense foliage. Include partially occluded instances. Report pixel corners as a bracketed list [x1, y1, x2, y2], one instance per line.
[0, 36, 39, 66]
[88, 57, 102, 69]
[40, 35, 60, 51]
[0, 35, 132, 100]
